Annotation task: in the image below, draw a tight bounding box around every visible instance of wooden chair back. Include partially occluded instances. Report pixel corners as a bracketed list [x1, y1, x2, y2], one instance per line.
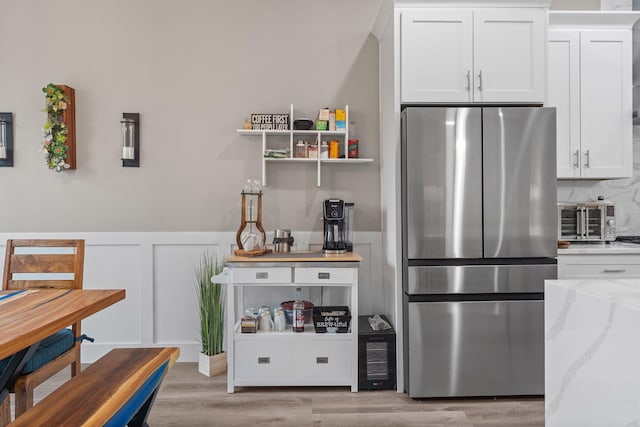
[0, 239, 85, 420]
[2, 239, 84, 291]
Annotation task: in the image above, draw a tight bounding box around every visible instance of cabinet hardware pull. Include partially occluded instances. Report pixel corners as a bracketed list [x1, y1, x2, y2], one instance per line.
[603, 269, 626, 273]
[466, 70, 471, 91]
[316, 357, 329, 364]
[318, 272, 330, 279]
[478, 70, 483, 91]
[573, 150, 580, 168]
[258, 357, 271, 364]
[256, 272, 268, 279]
[584, 150, 590, 168]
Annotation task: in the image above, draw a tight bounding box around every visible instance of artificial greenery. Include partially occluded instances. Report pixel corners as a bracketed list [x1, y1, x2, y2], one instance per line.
[194, 251, 225, 356]
[41, 83, 70, 172]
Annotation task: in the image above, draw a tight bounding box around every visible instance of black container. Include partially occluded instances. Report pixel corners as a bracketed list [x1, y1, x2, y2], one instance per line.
[312, 306, 351, 333]
[358, 315, 396, 390]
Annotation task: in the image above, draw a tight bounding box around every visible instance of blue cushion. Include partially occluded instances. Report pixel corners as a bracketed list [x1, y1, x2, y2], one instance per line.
[0, 329, 74, 374]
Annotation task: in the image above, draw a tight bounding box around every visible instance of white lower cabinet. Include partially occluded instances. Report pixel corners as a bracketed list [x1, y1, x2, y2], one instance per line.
[558, 254, 640, 279]
[224, 258, 360, 393]
[235, 341, 292, 383]
[293, 340, 351, 382]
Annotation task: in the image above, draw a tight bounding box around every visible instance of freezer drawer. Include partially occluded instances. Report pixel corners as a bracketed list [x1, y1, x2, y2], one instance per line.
[406, 299, 544, 398]
[407, 264, 556, 294]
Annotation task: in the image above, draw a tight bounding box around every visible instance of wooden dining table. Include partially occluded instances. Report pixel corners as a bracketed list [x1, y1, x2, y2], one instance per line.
[0, 288, 125, 413]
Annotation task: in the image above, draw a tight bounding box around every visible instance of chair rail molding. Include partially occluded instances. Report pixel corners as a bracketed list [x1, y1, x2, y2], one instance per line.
[0, 231, 382, 363]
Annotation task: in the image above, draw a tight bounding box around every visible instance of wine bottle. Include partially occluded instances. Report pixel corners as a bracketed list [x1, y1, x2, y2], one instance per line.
[292, 287, 304, 333]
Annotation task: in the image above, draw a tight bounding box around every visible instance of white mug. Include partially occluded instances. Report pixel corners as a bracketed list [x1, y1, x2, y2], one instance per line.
[259, 312, 274, 331]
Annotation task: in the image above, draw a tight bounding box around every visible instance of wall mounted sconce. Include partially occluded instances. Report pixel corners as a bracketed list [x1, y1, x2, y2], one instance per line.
[0, 112, 13, 167]
[121, 113, 139, 167]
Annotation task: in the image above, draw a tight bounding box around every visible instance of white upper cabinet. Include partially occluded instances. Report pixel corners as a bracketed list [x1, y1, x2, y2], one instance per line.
[401, 8, 546, 103]
[548, 30, 581, 178]
[547, 12, 639, 179]
[401, 9, 474, 102]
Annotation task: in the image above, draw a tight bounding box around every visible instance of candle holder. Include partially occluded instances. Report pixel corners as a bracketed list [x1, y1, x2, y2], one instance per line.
[235, 185, 271, 257]
[121, 113, 139, 167]
[0, 113, 13, 167]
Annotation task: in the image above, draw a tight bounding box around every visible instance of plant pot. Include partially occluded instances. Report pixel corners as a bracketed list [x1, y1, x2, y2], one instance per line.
[198, 352, 227, 377]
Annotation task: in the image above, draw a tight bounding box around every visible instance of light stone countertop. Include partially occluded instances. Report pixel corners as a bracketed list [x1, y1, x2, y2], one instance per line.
[557, 241, 640, 255]
[545, 278, 640, 426]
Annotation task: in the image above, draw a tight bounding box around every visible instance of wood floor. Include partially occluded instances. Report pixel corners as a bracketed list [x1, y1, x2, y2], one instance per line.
[22, 363, 543, 426]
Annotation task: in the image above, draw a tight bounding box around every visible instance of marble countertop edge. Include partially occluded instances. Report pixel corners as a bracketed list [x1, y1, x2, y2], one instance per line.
[546, 278, 640, 311]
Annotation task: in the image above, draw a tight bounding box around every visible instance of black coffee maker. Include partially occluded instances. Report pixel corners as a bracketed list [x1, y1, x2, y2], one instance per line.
[323, 199, 347, 254]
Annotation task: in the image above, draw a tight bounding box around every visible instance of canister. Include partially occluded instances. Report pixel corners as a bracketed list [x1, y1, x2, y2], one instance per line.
[329, 140, 340, 158]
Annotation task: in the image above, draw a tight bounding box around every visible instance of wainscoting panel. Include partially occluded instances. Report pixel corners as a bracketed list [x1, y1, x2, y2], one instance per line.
[0, 231, 382, 363]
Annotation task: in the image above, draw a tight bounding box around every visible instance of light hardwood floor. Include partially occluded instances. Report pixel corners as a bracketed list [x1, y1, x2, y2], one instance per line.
[22, 363, 544, 426]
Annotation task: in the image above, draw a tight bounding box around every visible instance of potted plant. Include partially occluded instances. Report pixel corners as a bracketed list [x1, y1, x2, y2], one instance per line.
[194, 251, 226, 377]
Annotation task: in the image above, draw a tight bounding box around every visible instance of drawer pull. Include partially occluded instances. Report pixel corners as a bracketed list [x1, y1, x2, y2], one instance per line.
[318, 272, 330, 280]
[255, 272, 269, 279]
[603, 269, 626, 273]
[316, 357, 329, 364]
[257, 357, 270, 364]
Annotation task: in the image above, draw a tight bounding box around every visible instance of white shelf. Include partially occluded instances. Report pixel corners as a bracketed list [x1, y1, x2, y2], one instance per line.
[263, 158, 373, 164]
[235, 323, 352, 340]
[237, 129, 291, 136]
[321, 158, 373, 164]
[236, 104, 373, 186]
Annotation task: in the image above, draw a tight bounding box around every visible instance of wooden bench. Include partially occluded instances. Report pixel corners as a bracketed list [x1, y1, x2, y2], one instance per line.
[9, 347, 179, 427]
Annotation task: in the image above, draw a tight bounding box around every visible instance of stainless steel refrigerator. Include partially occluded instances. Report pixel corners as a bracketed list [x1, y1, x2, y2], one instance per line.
[401, 107, 557, 398]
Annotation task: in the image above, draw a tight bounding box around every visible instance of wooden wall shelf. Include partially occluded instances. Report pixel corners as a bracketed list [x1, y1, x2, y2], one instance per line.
[59, 85, 76, 170]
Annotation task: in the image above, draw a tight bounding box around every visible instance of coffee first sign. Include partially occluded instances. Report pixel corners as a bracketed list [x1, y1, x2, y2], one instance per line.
[251, 113, 289, 131]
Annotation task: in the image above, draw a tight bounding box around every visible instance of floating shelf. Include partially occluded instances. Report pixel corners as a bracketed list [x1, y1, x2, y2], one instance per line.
[237, 104, 373, 187]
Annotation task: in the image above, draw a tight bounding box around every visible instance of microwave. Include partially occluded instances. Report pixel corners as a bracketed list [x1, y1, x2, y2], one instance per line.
[558, 202, 616, 242]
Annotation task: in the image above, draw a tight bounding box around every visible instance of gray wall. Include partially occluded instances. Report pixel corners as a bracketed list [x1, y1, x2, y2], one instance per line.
[0, 0, 382, 233]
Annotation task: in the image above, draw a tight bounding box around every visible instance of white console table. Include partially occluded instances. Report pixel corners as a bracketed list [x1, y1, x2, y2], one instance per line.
[545, 278, 640, 426]
[219, 252, 361, 393]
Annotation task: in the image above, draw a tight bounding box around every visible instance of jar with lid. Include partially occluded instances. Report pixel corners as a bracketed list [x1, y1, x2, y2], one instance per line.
[329, 140, 340, 159]
[320, 141, 329, 159]
[295, 140, 308, 158]
[308, 143, 318, 159]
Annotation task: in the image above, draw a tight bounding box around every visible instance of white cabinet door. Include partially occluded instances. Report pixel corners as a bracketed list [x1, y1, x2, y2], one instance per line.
[547, 30, 581, 178]
[401, 8, 545, 103]
[580, 30, 633, 179]
[401, 9, 473, 103]
[473, 8, 546, 103]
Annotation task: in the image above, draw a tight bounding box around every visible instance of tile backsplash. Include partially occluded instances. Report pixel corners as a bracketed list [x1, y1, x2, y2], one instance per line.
[557, 128, 640, 235]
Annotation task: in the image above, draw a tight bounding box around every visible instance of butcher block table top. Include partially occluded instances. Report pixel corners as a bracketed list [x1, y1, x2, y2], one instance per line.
[0, 289, 125, 360]
[225, 251, 362, 264]
[225, 251, 362, 268]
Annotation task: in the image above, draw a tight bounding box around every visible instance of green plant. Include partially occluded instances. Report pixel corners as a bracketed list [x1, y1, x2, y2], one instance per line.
[194, 251, 225, 356]
[41, 83, 70, 172]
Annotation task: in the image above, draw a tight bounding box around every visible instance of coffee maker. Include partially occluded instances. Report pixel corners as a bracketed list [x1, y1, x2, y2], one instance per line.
[323, 199, 349, 254]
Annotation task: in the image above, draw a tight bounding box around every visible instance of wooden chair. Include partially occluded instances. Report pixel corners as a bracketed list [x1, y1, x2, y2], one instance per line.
[0, 239, 85, 419]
